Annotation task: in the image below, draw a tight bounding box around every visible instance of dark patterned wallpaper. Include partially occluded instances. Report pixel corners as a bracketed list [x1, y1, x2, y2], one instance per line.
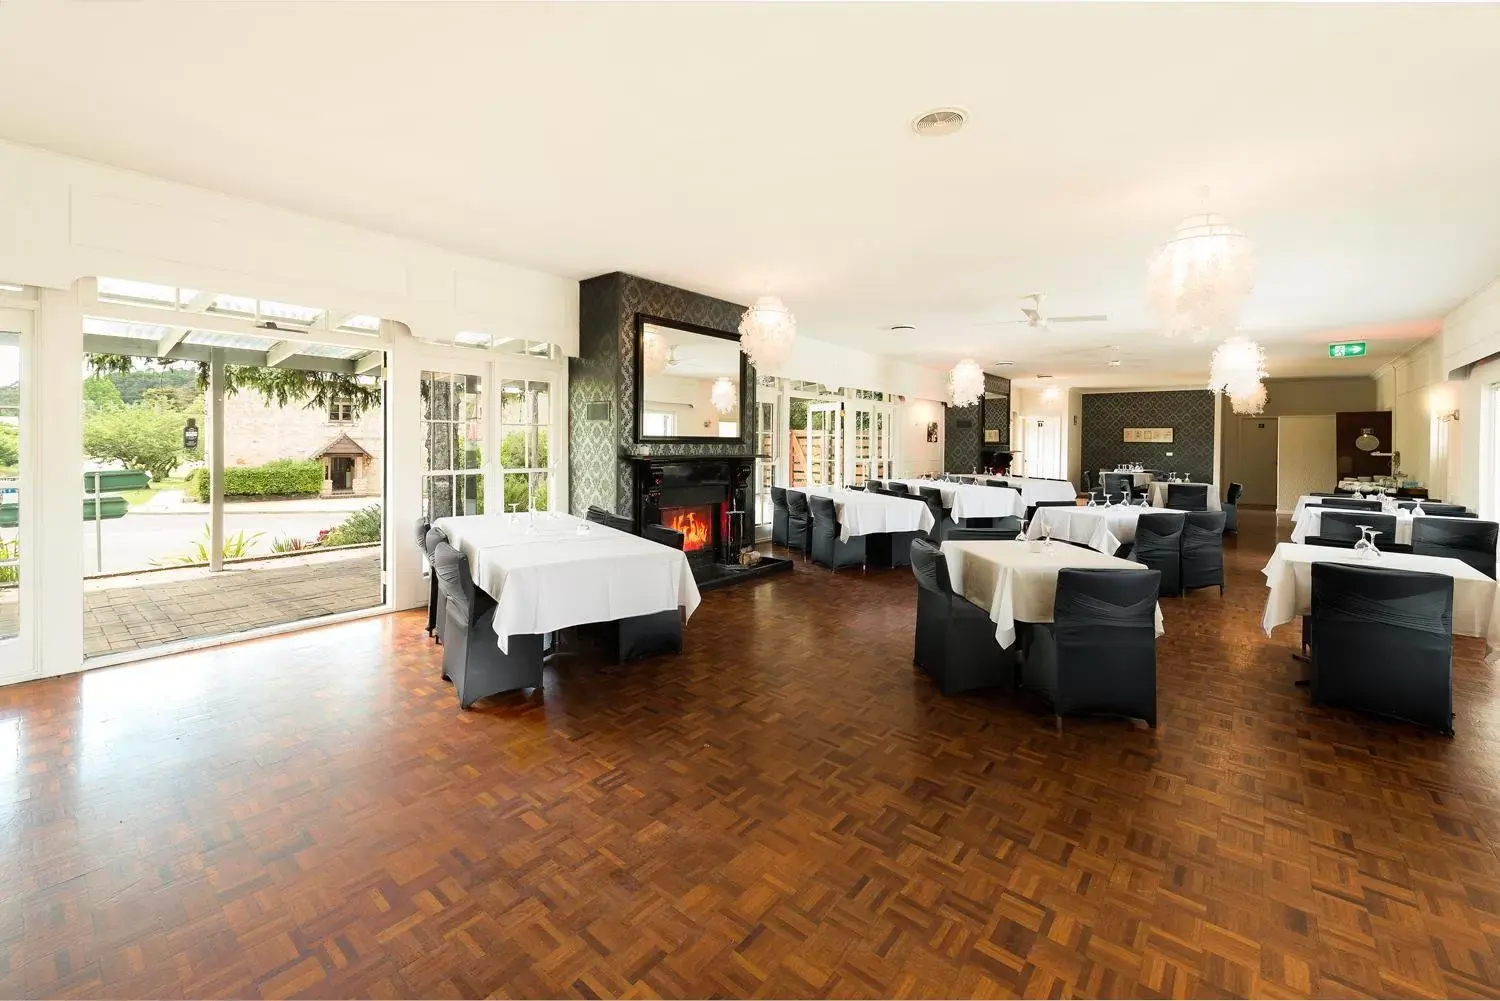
[569, 272, 757, 516]
[1081, 390, 1216, 485]
[943, 373, 1010, 473]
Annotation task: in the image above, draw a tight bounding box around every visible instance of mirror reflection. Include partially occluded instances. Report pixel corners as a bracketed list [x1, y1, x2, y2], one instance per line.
[639, 320, 742, 439]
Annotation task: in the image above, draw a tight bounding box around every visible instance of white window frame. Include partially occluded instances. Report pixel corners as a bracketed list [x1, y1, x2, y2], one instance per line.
[0, 303, 36, 685]
[419, 368, 487, 521]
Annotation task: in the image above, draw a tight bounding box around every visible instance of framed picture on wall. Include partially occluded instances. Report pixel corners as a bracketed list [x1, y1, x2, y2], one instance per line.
[925, 421, 938, 443]
[984, 429, 1000, 443]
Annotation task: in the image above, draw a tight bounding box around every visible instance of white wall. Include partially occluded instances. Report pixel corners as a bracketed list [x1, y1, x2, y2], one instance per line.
[1277, 416, 1337, 513]
[1370, 338, 1461, 498]
[770, 333, 948, 404]
[895, 398, 944, 477]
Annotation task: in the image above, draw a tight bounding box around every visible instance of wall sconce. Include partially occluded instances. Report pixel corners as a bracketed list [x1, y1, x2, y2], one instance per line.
[1437, 409, 1461, 423]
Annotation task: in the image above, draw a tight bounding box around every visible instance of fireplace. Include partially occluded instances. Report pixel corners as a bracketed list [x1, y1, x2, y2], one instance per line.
[627, 455, 792, 589]
[662, 505, 715, 552]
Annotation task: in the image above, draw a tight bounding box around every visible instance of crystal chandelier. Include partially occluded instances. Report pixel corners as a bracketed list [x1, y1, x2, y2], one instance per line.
[641, 327, 669, 376]
[1207, 336, 1268, 400]
[710, 376, 737, 415]
[1147, 208, 1256, 341]
[738, 295, 796, 372]
[1229, 381, 1268, 416]
[948, 359, 985, 408]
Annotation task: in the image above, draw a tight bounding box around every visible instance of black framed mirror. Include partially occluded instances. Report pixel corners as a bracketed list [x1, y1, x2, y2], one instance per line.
[633, 313, 750, 445]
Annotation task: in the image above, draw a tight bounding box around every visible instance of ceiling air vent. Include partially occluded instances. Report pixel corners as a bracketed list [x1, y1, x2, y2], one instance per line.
[912, 108, 968, 138]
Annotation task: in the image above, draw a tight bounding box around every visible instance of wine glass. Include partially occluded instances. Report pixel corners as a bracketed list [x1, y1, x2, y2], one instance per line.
[1042, 521, 1053, 549]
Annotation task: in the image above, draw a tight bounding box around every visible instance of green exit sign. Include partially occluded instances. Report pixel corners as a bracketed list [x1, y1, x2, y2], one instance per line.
[1329, 341, 1367, 359]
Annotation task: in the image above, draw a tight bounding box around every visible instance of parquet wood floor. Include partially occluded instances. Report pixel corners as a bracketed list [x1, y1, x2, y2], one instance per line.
[4, 510, 1500, 998]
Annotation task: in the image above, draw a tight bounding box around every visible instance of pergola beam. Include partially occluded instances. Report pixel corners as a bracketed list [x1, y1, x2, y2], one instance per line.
[265, 341, 299, 368]
[182, 290, 217, 313]
[84, 299, 386, 353]
[157, 327, 190, 356]
[354, 350, 384, 375]
[82, 333, 357, 375]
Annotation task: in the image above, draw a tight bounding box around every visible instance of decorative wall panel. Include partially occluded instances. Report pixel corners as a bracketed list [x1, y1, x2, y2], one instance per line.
[1081, 390, 1216, 484]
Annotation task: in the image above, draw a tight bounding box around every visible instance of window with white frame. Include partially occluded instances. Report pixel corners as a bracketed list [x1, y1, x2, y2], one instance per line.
[0, 324, 19, 643]
[328, 399, 355, 423]
[644, 410, 676, 437]
[499, 378, 553, 512]
[421, 371, 484, 520]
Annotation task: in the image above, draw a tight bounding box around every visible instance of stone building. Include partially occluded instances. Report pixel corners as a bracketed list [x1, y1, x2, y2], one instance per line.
[221, 389, 383, 498]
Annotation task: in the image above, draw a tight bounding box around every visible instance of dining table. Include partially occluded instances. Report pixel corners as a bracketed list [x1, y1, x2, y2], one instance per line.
[941, 538, 1165, 648]
[1145, 481, 1221, 511]
[801, 485, 935, 541]
[988, 476, 1079, 506]
[1260, 542, 1500, 663]
[889, 478, 1025, 521]
[431, 511, 701, 652]
[1022, 502, 1177, 556]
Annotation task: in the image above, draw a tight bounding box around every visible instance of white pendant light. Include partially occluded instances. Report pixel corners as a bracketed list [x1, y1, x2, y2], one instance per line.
[1147, 196, 1256, 341]
[948, 359, 985, 408]
[1041, 384, 1061, 404]
[642, 327, 669, 376]
[738, 295, 796, 372]
[1229, 381, 1268, 416]
[710, 376, 737, 415]
[1207, 336, 1268, 400]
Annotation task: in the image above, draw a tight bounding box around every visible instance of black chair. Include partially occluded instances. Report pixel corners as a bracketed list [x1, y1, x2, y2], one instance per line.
[985, 480, 1009, 489]
[1103, 473, 1136, 501]
[424, 525, 450, 644]
[1166, 483, 1209, 512]
[918, 486, 955, 542]
[884, 481, 910, 496]
[1026, 498, 1076, 529]
[1417, 503, 1475, 518]
[1022, 568, 1160, 729]
[416, 516, 436, 636]
[1306, 511, 1398, 550]
[432, 541, 544, 708]
[1308, 562, 1454, 734]
[909, 538, 1011, 696]
[866, 479, 885, 493]
[1411, 518, 1499, 578]
[1181, 511, 1226, 595]
[584, 505, 633, 533]
[784, 490, 812, 553]
[946, 524, 1021, 542]
[613, 609, 684, 663]
[642, 524, 685, 550]
[771, 486, 789, 547]
[957, 476, 977, 484]
[1132, 512, 1185, 597]
[1319, 498, 1382, 511]
[809, 494, 866, 570]
[1222, 482, 1243, 534]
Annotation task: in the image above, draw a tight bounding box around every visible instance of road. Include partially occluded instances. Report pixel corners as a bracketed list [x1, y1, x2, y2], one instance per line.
[83, 507, 373, 575]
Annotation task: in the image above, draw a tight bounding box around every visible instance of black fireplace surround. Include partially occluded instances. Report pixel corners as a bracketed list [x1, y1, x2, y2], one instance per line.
[630, 456, 752, 566]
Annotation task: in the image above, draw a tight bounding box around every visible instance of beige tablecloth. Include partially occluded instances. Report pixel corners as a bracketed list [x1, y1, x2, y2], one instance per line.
[1260, 542, 1500, 663]
[1146, 481, 1221, 511]
[1023, 504, 1179, 555]
[941, 539, 1165, 649]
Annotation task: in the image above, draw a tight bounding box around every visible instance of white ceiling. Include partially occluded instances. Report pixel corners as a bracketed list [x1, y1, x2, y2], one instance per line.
[1, 3, 1496, 390]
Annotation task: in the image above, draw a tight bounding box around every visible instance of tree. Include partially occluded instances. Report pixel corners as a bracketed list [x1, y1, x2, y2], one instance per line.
[0, 424, 16, 469]
[87, 353, 382, 417]
[83, 405, 190, 481]
[83, 376, 123, 412]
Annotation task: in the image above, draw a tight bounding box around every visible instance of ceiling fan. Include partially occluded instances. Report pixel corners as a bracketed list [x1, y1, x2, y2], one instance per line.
[979, 293, 1108, 330]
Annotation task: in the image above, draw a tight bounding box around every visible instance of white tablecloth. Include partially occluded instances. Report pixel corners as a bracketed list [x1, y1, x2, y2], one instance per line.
[941, 539, 1165, 649]
[801, 486, 935, 542]
[889, 479, 1025, 520]
[1022, 504, 1175, 555]
[995, 477, 1079, 506]
[432, 512, 701, 652]
[1146, 481, 1221, 511]
[1260, 542, 1500, 663]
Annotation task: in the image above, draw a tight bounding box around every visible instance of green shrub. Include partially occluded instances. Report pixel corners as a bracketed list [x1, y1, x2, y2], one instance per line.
[322, 504, 382, 547]
[188, 459, 324, 502]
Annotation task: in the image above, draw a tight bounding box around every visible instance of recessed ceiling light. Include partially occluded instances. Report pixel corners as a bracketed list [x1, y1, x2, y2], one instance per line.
[994, 360, 1014, 367]
[912, 107, 968, 138]
[889, 324, 916, 332]
[1036, 373, 1053, 379]
[1107, 359, 1123, 367]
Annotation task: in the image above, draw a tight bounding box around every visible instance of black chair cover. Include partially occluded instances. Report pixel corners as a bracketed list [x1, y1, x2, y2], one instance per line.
[1411, 518, 1498, 578]
[1310, 511, 1398, 548]
[643, 524, 685, 550]
[884, 481, 910, 496]
[1166, 483, 1209, 512]
[918, 486, 955, 542]
[1103, 473, 1136, 500]
[784, 490, 812, 552]
[866, 480, 885, 493]
[946, 525, 1021, 542]
[809, 494, 866, 569]
[432, 541, 544, 707]
[1319, 498, 1382, 511]
[424, 525, 449, 644]
[1223, 482, 1243, 534]
[985, 480, 1009, 489]
[909, 538, 1011, 695]
[416, 516, 436, 635]
[1309, 562, 1453, 734]
[1022, 568, 1160, 727]
[771, 486, 789, 547]
[1132, 511, 1185, 597]
[1181, 510, 1226, 594]
[1418, 503, 1475, 518]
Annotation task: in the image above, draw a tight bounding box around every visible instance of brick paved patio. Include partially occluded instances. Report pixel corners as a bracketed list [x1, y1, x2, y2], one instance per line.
[1, 548, 383, 658]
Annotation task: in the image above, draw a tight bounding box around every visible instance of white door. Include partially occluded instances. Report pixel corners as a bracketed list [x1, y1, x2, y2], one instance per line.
[1021, 416, 1063, 479]
[0, 307, 34, 685]
[806, 403, 843, 487]
[847, 403, 894, 485]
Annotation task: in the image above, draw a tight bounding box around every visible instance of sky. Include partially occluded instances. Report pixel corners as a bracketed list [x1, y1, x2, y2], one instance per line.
[0, 347, 16, 388]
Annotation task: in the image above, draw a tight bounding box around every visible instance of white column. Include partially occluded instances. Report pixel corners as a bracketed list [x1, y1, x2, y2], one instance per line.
[34, 286, 84, 677]
[388, 327, 424, 610]
[208, 348, 224, 572]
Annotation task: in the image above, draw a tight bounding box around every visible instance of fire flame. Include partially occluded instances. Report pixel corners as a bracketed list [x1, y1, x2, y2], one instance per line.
[665, 508, 712, 551]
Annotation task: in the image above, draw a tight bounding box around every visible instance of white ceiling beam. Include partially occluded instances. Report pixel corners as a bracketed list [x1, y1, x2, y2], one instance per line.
[82, 298, 388, 351]
[354, 350, 384, 375]
[326, 312, 357, 330]
[265, 341, 299, 368]
[182, 290, 216, 313]
[157, 327, 190, 356]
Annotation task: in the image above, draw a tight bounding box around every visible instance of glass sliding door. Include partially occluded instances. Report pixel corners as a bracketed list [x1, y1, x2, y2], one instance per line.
[847, 402, 894, 486]
[0, 308, 28, 681]
[421, 370, 485, 520]
[806, 402, 842, 488]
